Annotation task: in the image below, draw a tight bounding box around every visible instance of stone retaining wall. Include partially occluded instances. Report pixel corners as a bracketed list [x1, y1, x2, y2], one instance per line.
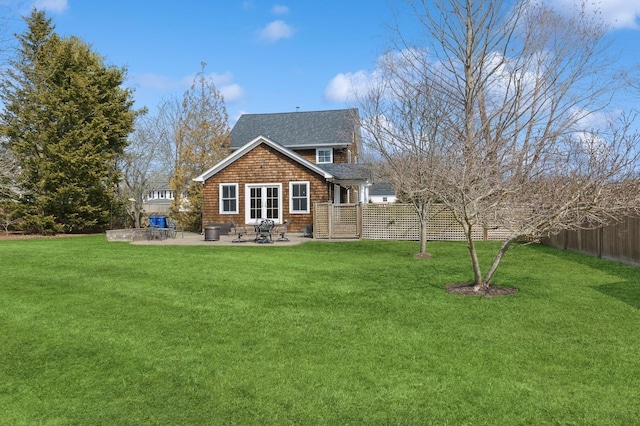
[105, 229, 149, 242]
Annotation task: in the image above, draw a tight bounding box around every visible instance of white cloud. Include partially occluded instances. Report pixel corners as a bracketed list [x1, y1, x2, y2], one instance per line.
[324, 51, 413, 103]
[33, 0, 68, 13]
[272, 4, 289, 15]
[219, 83, 245, 103]
[543, 0, 640, 30]
[258, 20, 293, 43]
[324, 71, 371, 103]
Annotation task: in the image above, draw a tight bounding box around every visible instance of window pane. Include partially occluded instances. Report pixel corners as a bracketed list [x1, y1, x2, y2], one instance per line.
[291, 183, 308, 213]
[318, 149, 331, 163]
[221, 185, 237, 213]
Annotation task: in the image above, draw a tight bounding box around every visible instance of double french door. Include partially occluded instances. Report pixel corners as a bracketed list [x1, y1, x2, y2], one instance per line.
[246, 184, 281, 224]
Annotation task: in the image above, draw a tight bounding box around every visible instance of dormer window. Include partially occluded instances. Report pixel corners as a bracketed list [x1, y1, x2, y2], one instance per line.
[316, 148, 333, 164]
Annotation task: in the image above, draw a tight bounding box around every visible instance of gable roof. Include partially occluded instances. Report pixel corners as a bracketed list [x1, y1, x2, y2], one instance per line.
[370, 182, 395, 196]
[193, 136, 334, 183]
[230, 108, 361, 149]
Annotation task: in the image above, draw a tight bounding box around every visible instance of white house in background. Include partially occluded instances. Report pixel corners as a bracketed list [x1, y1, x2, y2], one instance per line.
[369, 182, 397, 203]
[143, 178, 174, 214]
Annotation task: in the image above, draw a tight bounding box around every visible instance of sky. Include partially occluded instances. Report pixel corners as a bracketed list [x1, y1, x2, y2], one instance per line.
[0, 0, 638, 126]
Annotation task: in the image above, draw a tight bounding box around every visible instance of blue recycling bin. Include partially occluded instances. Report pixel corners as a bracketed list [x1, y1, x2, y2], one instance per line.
[149, 216, 167, 228]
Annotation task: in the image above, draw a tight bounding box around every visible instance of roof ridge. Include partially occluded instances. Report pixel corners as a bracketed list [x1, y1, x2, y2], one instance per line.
[238, 108, 356, 117]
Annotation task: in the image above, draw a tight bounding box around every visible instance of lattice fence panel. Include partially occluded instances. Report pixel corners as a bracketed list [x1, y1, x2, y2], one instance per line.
[317, 203, 519, 241]
[362, 204, 510, 241]
[331, 204, 360, 238]
[482, 206, 534, 241]
[362, 204, 419, 240]
[313, 202, 330, 239]
[426, 206, 468, 241]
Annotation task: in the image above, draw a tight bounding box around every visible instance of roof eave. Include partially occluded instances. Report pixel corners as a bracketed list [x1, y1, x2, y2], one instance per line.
[193, 135, 334, 182]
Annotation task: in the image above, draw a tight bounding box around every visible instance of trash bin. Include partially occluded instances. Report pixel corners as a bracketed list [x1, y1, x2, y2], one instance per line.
[149, 216, 167, 228]
[149, 216, 160, 227]
[204, 225, 220, 241]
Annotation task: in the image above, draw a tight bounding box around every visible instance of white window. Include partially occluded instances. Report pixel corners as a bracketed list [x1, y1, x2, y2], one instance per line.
[316, 148, 333, 164]
[245, 184, 282, 224]
[219, 183, 238, 214]
[290, 181, 309, 213]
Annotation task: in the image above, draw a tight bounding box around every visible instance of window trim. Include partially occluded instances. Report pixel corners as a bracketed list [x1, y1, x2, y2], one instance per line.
[289, 181, 310, 214]
[316, 148, 333, 164]
[219, 183, 238, 214]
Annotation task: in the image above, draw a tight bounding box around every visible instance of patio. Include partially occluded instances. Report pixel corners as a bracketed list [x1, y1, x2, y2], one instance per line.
[130, 231, 312, 246]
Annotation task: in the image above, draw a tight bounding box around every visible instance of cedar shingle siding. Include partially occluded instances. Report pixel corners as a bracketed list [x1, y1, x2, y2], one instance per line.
[202, 144, 329, 232]
[195, 109, 368, 233]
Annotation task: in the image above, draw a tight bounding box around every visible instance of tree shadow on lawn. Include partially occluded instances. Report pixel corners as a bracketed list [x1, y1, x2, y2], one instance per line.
[593, 282, 640, 310]
[528, 243, 640, 310]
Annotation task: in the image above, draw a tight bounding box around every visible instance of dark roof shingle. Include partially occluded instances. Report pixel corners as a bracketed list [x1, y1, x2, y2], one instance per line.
[318, 163, 372, 181]
[230, 108, 361, 149]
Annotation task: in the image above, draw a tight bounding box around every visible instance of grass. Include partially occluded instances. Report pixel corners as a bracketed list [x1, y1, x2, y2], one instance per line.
[0, 236, 639, 425]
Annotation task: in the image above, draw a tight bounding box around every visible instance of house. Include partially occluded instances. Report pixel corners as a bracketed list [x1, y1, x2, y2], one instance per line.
[142, 177, 175, 214]
[369, 182, 397, 203]
[193, 108, 371, 232]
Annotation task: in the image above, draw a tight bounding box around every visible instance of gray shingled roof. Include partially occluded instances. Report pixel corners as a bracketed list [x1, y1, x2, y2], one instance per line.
[369, 182, 395, 196]
[318, 163, 372, 181]
[230, 108, 361, 149]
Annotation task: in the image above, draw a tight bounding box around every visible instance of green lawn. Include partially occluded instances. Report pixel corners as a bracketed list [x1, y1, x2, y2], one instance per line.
[0, 236, 639, 425]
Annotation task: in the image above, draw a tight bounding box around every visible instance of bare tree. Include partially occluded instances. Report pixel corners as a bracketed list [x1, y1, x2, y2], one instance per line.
[0, 144, 20, 200]
[0, 146, 22, 234]
[156, 63, 230, 231]
[359, 51, 453, 257]
[362, 0, 640, 292]
[119, 114, 164, 228]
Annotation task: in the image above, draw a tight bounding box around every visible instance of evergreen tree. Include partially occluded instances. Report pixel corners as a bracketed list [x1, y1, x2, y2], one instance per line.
[0, 9, 138, 233]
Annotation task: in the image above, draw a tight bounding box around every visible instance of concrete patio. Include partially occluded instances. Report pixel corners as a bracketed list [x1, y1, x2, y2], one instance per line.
[130, 231, 314, 246]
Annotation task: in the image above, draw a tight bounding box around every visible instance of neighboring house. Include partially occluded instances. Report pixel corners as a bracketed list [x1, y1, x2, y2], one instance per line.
[369, 182, 397, 203]
[143, 178, 175, 214]
[193, 108, 371, 232]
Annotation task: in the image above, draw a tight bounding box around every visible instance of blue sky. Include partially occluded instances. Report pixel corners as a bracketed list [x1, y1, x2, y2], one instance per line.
[0, 0, 639, 125]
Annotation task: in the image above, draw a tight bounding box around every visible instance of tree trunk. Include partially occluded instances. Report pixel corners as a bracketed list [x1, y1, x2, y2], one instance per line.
[482, 238, 514, 286]
[463, 222, 484, 289]
[419, 203, 428, 255]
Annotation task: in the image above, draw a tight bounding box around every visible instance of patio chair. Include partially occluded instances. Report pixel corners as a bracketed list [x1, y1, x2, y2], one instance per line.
[275, 219, 291, 242]
[165, 217, 179, 239]
[230, 219, 248, 243]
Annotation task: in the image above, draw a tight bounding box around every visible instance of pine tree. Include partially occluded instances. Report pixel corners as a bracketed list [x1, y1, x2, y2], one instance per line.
[0, 9, 138, 233]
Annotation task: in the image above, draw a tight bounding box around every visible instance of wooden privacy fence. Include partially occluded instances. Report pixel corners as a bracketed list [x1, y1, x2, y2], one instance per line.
[543, 216, 640, 267]
[313, 203, 513, 241]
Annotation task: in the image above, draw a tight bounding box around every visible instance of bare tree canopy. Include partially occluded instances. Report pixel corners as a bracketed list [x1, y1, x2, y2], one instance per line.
[155, 63, 231, 232]
[359, 0, 640, 291]
[119, 114, 165, 228]
[0, 145, 20, 200]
